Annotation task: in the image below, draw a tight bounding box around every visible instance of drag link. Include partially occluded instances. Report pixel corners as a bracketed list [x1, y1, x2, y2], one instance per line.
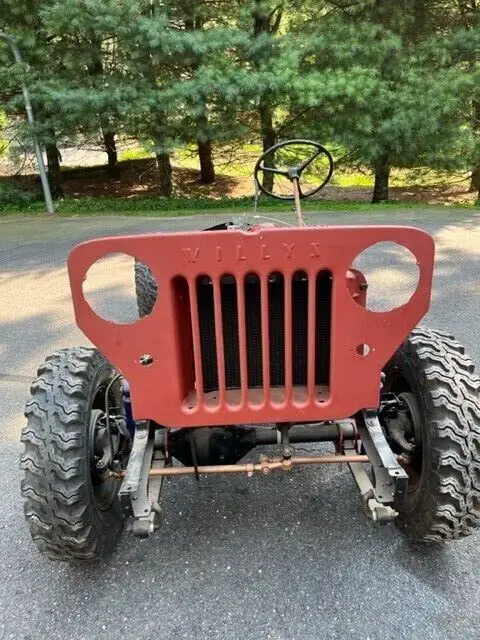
[114, 453, 370, 479]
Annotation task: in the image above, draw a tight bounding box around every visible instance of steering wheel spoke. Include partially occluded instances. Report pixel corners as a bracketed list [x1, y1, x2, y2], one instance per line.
[259, 165, 289, 176]
[298, 149, 322, 173]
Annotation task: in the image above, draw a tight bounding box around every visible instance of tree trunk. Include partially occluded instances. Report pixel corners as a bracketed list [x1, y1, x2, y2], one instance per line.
[469, 166, 480, 195]
[183, 16, 215, 185]
[87, 50, 119, 178]
[412, 0, 427, 42]
[197, 138, 215, 184]
[372, 154, 390, 203]
[252, 3, 282, 195]
[259, 101, 276, 193]
[155, 151, 173, 197]
[196, 113, 215, 184]
[102, 129, 119, 177]
[45, 140, 64, 198]
[469, 100, 480, 196]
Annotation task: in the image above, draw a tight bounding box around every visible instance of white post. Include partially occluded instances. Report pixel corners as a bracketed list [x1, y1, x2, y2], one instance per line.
[0, 32, 55, 214]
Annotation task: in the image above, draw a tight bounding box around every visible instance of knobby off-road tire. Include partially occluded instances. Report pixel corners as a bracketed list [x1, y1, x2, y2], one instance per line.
[384, 327, 480, 542]
[134, 260, 157, 318]
[21, 347, 124, 561]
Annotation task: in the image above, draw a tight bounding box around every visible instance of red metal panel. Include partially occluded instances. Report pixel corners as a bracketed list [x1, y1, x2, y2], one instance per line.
[68, 225, 434, 427]
[284, 273, 293, 405]
[187, 276, 203, 409]
[307, 272, 317, 404]
[260, 276, 270, 406]
[236, 276, 248, 407]
[212, 276, 226, 408]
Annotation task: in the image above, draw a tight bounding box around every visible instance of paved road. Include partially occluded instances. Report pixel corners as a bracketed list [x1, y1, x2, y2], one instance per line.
[0, 209, 479, 640]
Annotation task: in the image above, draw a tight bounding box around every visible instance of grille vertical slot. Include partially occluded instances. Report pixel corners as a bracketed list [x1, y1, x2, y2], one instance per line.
[268, 272, 285, 387]
[196, 275, 218, 393]
[220, 275, 240, 390]
[292, 271, 309, 386]
[315, 270, 332, 390]
[171, 276, 195, 402]
[244, 273, 263, 389]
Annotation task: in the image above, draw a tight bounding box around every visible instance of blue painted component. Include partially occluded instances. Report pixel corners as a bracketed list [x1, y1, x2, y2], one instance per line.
[122, 380, 136, 438]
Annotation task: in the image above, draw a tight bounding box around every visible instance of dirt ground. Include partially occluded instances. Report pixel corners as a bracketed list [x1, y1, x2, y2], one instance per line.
[1, 154, 478, 204]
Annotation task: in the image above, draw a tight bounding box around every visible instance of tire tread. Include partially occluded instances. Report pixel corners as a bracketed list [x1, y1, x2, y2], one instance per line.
[134, 261, 157, 317]
[393, 327, 480, 542]
[21, 347, 122, 561]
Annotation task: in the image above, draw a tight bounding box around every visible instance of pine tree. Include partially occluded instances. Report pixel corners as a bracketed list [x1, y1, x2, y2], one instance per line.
[288, 0, 478, 202]
[2, 0, 479, 205]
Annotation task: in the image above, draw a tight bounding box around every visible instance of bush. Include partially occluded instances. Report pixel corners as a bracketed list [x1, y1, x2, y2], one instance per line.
[0, 180, 41, 205]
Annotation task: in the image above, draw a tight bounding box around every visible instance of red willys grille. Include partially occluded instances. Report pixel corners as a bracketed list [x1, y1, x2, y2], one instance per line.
[175, 270, 332, 411]
[68, 226, 434, 426]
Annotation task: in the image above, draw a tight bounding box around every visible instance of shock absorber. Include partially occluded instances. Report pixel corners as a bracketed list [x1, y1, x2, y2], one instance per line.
[122, 380, 136, 438]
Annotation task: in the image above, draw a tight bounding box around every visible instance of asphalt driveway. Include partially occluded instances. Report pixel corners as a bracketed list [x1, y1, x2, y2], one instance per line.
[0, 208, 479, 640]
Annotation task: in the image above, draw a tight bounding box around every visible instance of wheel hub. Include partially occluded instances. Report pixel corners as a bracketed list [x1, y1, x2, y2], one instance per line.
[396, 391, 423, 492]
[90, 408, 121, 509]
[398, 391, 422, 444]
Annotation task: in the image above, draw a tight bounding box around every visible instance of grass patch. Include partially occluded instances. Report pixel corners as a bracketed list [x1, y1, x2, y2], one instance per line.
[0, 194, 475, 217]
[0, 144, 476, 216]
[331, 172, 373, 188]
[118, 148, 153, 162]
[82, 143, 473, 191]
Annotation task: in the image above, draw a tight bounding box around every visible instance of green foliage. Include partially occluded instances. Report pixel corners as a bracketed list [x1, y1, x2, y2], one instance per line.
[286, 2, 480, 175]
[1, 0, 480, 204]
[0, 180, 40, 205]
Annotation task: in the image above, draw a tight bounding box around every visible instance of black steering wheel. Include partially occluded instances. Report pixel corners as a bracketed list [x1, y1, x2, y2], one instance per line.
[254, 139, 334, 200]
